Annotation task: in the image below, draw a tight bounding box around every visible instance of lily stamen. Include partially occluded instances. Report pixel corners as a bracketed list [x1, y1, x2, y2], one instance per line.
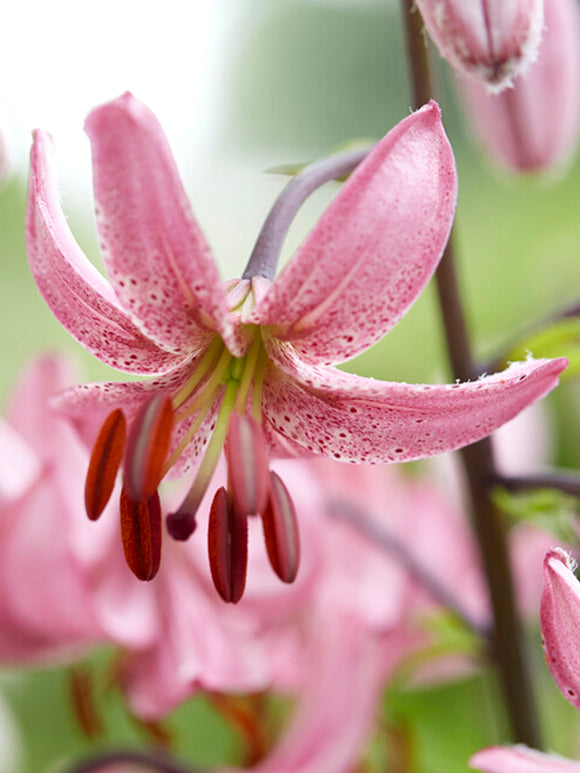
[235, 335, 261, 413]
[84, 408, 127, 521]
[174, 344, 232, 422]
[172, 336, 224, 410]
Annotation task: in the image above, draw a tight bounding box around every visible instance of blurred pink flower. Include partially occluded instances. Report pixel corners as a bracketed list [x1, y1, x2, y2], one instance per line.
[102, 458, 494, 773]
[0, 355, 159, 663]
[458, 0, 580, 172]
[416, 0, 544, 90]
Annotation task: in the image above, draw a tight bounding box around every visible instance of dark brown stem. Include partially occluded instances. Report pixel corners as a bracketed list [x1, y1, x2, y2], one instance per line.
[493, 470, 580, 498]
[399, 0, 542, 748]
[60, 748, 203, 773]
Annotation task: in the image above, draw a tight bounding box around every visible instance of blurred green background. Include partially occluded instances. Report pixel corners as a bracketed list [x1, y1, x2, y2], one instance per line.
[1, 1, 580, 771]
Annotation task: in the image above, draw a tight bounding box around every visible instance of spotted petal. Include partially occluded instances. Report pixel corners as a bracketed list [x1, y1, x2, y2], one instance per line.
[251, 102, 457, 366]
[470, 745, 580, 772]
[53, 359, 221, 478]
[262, 341, 567, 463]
[540, 548, 580, 709]
[86, 92, 234, 355]
[26, 131, 182, 376]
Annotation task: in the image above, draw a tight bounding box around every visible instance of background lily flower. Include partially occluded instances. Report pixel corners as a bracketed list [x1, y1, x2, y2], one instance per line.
[457, 0, 580, 173]
[0, 355, 160, 662]
[26, 92, 566, 585]
[415, 0, 544, 91]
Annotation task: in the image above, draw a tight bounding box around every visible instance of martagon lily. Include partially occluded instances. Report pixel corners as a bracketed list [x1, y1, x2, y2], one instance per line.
[27, 92, 566, 596]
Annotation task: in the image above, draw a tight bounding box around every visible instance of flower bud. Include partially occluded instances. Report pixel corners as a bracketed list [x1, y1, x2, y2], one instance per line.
[416, 0, 544, 90]
[457, 0, 580, 172]
[540, 548, 580, 709]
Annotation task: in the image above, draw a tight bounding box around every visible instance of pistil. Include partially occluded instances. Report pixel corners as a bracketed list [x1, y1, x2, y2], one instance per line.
[167, 378, 239, 540]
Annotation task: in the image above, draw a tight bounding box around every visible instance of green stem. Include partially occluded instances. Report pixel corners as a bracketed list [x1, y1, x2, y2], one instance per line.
[399, 0, 542, 748]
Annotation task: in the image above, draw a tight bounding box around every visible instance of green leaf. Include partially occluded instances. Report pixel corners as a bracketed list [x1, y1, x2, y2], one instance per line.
[492, 486, 580, 544]
[503, 318, 580, 380]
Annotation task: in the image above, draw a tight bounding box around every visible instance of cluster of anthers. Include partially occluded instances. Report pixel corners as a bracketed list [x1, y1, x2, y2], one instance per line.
[84, 321, 299, 603]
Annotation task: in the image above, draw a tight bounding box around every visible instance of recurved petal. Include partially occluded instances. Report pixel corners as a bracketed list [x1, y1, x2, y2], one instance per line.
[540, 548, 580, 709]
[251, 102, 457, 366]
[26, 131, 182, 376]
[262, 342, 567, 463]
[470, 745, 580, 772]
[85, 93, 233, 355]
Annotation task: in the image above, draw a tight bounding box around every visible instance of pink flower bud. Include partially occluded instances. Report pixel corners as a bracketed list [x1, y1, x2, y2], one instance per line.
[457, 0, 580, 172]
[540, 548, 580, 709]
[416, 0, 544, 90]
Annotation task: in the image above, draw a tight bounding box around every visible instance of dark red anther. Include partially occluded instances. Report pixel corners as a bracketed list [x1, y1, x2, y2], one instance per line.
[84, 408, 126, 521]
[123, 394, 173, 501]
[225, 413, 270, 517]
[261, 472, 300, 584]
[119, 485, 162, 582]
[208, 487, 248, 603]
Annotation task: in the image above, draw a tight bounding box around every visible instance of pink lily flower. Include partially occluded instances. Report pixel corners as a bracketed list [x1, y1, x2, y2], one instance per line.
[27, 92, 566, 591]
[415, 0, 544, 91]
[457, 0, 580, 173]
